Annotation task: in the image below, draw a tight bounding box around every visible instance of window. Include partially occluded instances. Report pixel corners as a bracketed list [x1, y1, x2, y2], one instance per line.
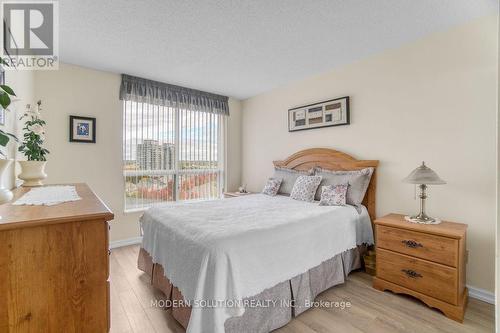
[123, 100, 224, 211]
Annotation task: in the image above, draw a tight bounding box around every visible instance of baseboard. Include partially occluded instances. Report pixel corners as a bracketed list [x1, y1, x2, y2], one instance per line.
[467, 285, 495, 304]
[109, 236, 143, 249]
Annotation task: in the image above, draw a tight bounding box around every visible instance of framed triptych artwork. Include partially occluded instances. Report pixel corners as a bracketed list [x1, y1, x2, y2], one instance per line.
[288, 96, 350, 132]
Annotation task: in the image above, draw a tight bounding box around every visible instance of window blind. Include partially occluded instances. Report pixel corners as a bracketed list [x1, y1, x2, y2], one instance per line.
[121, 75, 227, 211]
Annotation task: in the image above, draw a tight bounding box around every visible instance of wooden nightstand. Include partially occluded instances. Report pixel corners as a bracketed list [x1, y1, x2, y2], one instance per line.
[223, 191, 253, 198]
[373, 213, 468, 322]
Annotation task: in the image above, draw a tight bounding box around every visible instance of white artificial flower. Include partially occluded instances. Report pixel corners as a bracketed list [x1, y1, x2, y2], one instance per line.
[25, 104, 41, 117]
[28, 123, 44, 135]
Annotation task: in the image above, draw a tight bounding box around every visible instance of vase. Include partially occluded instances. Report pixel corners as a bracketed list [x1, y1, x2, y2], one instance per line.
[0, 159, 13, 203]
[18, 160, 47, 187]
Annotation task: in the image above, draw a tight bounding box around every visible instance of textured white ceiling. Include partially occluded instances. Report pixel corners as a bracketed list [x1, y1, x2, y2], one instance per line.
[60, 0, 498, 99]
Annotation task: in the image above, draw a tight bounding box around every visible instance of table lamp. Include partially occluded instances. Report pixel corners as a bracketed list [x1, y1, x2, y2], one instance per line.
[403, 161, 445, 224]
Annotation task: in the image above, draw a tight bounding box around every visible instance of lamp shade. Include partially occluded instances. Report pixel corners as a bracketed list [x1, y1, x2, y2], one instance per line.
[403, 162, 446, 185]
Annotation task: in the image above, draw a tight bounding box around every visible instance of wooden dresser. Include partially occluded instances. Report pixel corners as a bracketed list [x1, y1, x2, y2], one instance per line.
[0, 183, 114, 332]
[373, 213, 467, 322]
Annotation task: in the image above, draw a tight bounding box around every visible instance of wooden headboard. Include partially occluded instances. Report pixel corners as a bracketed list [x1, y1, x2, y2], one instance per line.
[273, 148, 379, 221]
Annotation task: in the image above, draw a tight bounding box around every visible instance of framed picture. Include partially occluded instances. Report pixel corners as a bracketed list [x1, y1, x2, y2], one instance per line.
[288, 96, 350, 132]
[69, 115, 96, 143]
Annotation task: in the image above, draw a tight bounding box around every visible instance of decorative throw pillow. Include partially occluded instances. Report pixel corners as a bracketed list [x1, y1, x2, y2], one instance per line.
[262, 178, 282, 196]
[290, 175, 322, 202]
[319, 184, 349, 206]
[272, 167, 314, 195]
[313, 167, 374, 211]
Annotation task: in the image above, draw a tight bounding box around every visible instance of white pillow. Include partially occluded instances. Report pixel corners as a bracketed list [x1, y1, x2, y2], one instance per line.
[272, 167, 313, 195]
[313, 167, 374, 211]
[290, 175, 322, 202]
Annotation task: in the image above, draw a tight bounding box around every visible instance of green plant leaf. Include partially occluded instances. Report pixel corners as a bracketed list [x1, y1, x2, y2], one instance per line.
[0, 57, 9, 66]
[0, 92, 11, 109]
[0, 132, 9, 146]
[0, 85, 15, 96]
[0, 129, 17, 142]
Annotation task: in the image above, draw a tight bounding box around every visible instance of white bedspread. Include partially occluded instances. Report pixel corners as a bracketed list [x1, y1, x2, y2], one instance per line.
[140, 194, 373, 333]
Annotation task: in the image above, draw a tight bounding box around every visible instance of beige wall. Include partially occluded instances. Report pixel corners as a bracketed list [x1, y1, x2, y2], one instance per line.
[0, 70, 35, 190]
[496, 9, 499, 328]
[33, 63, 241, 242]
[241, 16, 498, 292]
[227, 98, 242, 192]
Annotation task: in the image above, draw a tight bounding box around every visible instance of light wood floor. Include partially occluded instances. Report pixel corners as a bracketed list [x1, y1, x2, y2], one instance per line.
[110, 245, 494, 333]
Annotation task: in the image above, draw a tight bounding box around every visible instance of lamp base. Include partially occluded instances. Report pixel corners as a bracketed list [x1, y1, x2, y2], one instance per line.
[405, 214, 441, 225]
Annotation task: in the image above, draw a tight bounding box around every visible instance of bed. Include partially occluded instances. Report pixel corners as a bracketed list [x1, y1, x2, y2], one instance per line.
[137, 148, 379, 333]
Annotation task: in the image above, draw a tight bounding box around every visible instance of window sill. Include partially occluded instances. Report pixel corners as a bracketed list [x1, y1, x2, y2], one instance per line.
[124, 207, 148, 214]
[123, 197, 223, 214]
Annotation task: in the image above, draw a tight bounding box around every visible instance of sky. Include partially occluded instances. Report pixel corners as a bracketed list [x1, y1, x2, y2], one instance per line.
[123, 101, 220, 162]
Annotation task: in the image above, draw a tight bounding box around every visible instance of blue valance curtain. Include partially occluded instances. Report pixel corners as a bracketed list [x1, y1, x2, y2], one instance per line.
[119, 74, 229, 116]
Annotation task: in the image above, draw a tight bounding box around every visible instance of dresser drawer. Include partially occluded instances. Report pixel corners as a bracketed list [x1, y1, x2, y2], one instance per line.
[377, 225, 458, 267]
[377, 248, 458, 305]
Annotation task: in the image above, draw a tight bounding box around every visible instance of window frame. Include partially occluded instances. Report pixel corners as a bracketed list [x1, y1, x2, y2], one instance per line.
[122, 100, 225, 213]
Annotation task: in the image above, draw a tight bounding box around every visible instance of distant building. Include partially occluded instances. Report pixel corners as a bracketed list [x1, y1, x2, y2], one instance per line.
[162, 143, 175, 169]
[136, 140, 175, 170]
[136, 140, 161, 170]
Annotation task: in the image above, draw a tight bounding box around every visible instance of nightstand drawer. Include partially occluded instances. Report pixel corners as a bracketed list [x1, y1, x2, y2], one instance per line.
[377, 225, 458, 267]
[377, 248, 458, 305]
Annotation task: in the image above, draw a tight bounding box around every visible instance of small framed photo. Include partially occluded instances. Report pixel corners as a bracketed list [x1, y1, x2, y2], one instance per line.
[69, 115, 96, 143]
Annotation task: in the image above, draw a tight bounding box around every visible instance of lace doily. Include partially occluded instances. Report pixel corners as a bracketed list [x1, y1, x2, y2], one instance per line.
[404, 215, 441, 225]
[13, 185, 82, 206]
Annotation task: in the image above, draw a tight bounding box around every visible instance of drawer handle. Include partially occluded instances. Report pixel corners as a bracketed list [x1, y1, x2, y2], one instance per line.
[401, 240, 423, 248]
[401, 269, 422, 279]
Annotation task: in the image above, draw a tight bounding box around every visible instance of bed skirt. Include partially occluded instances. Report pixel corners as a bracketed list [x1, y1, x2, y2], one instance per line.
[137, 245, 366, 332]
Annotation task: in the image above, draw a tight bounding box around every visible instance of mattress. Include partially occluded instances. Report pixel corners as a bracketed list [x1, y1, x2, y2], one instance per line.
[140, 194, 373, 333]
